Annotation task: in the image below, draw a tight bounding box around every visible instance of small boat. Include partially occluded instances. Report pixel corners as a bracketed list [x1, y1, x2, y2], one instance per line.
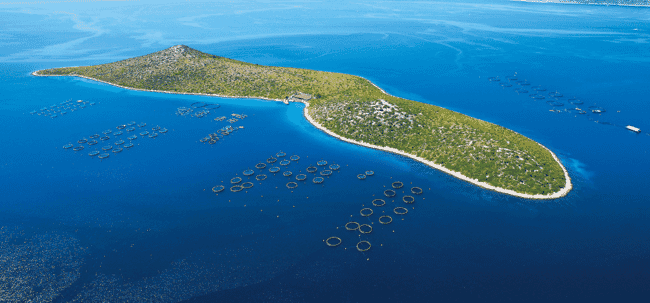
[626, 125, 641, 133]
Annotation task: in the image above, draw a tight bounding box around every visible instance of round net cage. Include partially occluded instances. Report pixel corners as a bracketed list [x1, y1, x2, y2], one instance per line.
[255, 163, 267, 169]
[102, 145, 112, 151]
[290, 155, 300, 161]
[124, 143, 134, 148]
[357, 174, 367, 180]
[329, 164, 340, 170]
[114, 131, 123, 136]
[326, 237, 342, 247]
[243, 169, 255, 176]
[126, 127, 136, 132]
[267, 157, 277, 164]
[372, 199, 386, 207]
[283, 171, 293, 177]
[359, 224, 372, 234]
[379, 215, 393, 225]
[89, 134, 100, 139]
[138, 122, 146, 128]
[242, 182, 254, 189]
[306, 166, 318, 173]
[313, 177, 324, 184]
[115, 140, 125, 145]
[500, 83, 512, 87]
[191, 102, 207, 108]
[212, 185, 225, 193]
[320, 170, 332, 176]
[286, 182, 298, 189]
[89, 151, 100, 157]
[149, 133, 158, 138]
[78, 138, 87, 144]
[364, 171, 374, 176]
[230, 185, 244, 192]
[117, 125, 126, 130]
[256, 174, 267, 181]
[102, 129, 112, 134]
[317, 160, 328, 166]
[296, 174, 307, 181]
[403, 195, 415, 204]
[139, 131, 149, 136]
[100, 136, 110, 141]
[360, 208, 373, 217]
[394, 207, 408, 215]
[276, 151, 286, 157]
[345, 222, 360, 231]
[113, 148, 123, 153]
[356, 241, 371, 252]
[63, 144, 73, 149]
[411, 187, 423, 195]
[280, 159, 291, 166]
[384, 189, 396, 197]
[488, 77, 500, 82]
[204, 104, 220, 110]
[231, 177, 242, 184]
[98, 153, 109, 159]
[160, 128, 168, 133]
[392, 181, 404, 189]
[269, 166, 281, 173]
[515, 89, 528, 94]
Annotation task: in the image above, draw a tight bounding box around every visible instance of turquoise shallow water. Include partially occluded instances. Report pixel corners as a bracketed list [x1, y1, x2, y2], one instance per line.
[1, 1, 650, 302]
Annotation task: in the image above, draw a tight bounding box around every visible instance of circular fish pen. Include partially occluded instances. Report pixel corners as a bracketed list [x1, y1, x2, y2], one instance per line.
[204, 104, 220, 110]
[283, 171, 292, 177]
[124, 143, 134, 148]
[149, 133, 158, 138]
[329, 164, 340, 170]
[255, 174, 267, 181]
[98, 153, 109, 159]
[276, 151, 286, 157]
[255, 163, 266, 169]
[73, 146, 84, 151]
[403, 195, 415, 204]
[392, 181, 404, 189]
[286, 182, 298, 189]
[115, 140, 125, 145]
[306, 166, 317, 173]
[231, 177, 242, 184]
[357, 174, 367, 180]
[500, 83, 512, 87]
[326, 237, 342, 247]
[191, 102, 207, 108]
[102, 145, 112, 151]
[488, 77, 500, 82]
[517, 81, 530, 86]
[384, 189, 396, 197]
[280, 159, 291, 166]
[364, 171, 374, 176]
[113, 148, 123, 153]
[212, 185, 225, 193]
[88, 151, 100, 157]
[379, 215, 393, 225]
[346, 222, 360, 231]
[126, 127, 136, 132]
[320, 170, 332, 176]
[137, 123, 146, 128]
[359, 224, 372, 234]
[114, 131, 123, 136]
[63, 144, 73, 149]
[243, 169, 255, 176]
[116, 125, 126, 130]
[356, 241, 371, 252]
[102, 130, 112, 135]
[140, 131, 149, 136]
[530, 94, 545, 100]
[372, 199, 386, 207]
[267, 157, 277, 164]
[313, 177, 324, 184]
[296, 174, 307, 181]
[269, 166, 281, 173]
[360, 208, 373, 217]
[411, 187, 423, 195]
[515, 88, 528, 94]
[89, 134, 99, 139]
[199, 137, 209, 143]
[317, 160, 328, 166]
[100, 136, 110, 141]
[160, 128, 168, 133]
[241, 182, 254, 189]
[152, 126, 161, 131]
[290, 155, 300, 161]
[394, 207, 408, 215]
[230, 185, 244, 192]
[128, 121, 136, 126]
[78, 138, 87, 144]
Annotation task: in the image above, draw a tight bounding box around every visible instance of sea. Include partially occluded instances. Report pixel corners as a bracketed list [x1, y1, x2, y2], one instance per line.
[1, 1, 649, 302]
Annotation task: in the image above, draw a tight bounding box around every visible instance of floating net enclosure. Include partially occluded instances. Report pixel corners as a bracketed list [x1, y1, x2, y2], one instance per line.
[488, 77, 500, 82]
[255, 163, 267, 169]
[256, 174, 267, 181]
[231, 177, 242, 184]
[320, 170, 332, 176]
[296, 174, 307, 181]
[89, 151, 100, 157]
[384, 189, 396, 197]
[98, 153, 109, 159]
[269, 166, 281, 173]
[203, 104, 220, 110]
[286, 182, 298, 189]
[276, 151, 286, 157]
[280, 159, 291, 166]
[379, 215, 393, 224]
[290, 155, 300, 161]
[242, 182, 254, 189]
[372, 199, 386, 207]
[230, 185, 244, 192]
[394, 207, 408, 215]
[212, 185, 225, 193]
[403, 195, 415, 204]
[360, 208, 373, 217]
[411, 187, 423, 195]
[267, 157, 277, 163]
[365, 171, 374, 176]
[102, 145, 112, 151]
[357, 241, 371, 252]
[283, 171, 293, 177]
[243, 169, 255, 176]
[73, 146, 85, 151]
[63, 143, 73, 149]
[113, 148, 123, 153]
[78, 138, 87, 144]
[357, 174, 367, 180]
[124, 142, 134, 148]
[326, 237, 342, 247]
[392, 181, 404, 189]
[317, 160, 328, 166]
[359, 224, 372, 234]
[313, 177, 324, 184]
[345, 222, 360, 231]
[329, 164, 340, 170]
[306, 166, 318, 173]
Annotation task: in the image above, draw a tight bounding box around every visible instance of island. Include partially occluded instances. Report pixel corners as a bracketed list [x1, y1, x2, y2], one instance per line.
[34, 45, 571, 199]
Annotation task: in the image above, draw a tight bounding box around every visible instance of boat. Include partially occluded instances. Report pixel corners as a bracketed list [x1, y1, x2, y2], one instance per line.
[626, 125, 641, 133]
[283, 99, 289, 105]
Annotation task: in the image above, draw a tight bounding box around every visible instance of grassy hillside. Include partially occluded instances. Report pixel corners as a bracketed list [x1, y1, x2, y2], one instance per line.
[39, 45, 568, 196]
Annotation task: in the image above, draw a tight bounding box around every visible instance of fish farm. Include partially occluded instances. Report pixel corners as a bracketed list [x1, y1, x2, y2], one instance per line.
[28, 99, 96, 118]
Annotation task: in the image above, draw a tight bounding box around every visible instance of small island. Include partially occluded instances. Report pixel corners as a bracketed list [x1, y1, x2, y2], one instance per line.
[34, 45, 571, 199]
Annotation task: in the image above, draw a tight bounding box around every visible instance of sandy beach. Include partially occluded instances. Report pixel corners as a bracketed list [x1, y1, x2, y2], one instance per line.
[32, 70, 572, 199]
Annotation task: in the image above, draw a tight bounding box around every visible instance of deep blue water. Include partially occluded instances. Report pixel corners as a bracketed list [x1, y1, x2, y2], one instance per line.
[1, 1, 649, 302]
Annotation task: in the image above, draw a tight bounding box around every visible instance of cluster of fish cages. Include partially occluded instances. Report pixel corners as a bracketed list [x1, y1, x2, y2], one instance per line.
[176, 102, 220, 117]
[29, 99, 96, 118]
[489, 74, 607, 115]
[227, 113, 248, 124]
[199, 125, 244, 144]
[325, 181, 425, 252]
[210, 152, 344, 196]
[62, 121, 168, 160]
[357, 170, 375, 180]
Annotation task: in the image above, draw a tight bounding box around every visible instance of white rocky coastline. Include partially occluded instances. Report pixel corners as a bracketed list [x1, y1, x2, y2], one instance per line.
[32, 70, 572, 199]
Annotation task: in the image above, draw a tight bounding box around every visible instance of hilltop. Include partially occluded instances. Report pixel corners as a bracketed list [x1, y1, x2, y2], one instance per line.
[36, 45, 570, 198]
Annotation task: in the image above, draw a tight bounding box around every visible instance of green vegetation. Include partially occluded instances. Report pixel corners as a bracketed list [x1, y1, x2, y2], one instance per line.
[38, 45, 567, 196]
